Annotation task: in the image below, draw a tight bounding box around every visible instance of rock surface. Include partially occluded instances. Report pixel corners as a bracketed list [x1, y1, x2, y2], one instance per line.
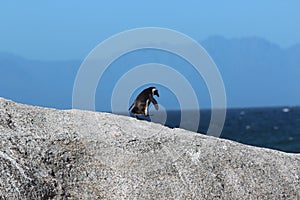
[0, 97, 300, 199]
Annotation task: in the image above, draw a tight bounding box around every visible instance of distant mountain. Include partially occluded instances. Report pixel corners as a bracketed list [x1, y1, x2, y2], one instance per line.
[0, 36, 299, 109]
[286, 44, 300, 70]
[201, 36, 300, 107]
[0, 53, 80, 109]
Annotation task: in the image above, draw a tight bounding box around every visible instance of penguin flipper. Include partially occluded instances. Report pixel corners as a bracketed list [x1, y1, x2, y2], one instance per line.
[153, 104, 159, 111]
[149, 96, 159, 110]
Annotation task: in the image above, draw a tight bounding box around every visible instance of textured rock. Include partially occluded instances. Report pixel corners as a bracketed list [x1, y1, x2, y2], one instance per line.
[0, 97, 300, 199]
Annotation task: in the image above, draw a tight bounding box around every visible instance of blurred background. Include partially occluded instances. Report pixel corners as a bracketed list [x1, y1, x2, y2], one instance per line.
[0, 1, 299, 152]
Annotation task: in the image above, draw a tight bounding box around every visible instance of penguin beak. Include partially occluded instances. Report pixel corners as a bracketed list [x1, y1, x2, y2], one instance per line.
[154, 90, 159, 97]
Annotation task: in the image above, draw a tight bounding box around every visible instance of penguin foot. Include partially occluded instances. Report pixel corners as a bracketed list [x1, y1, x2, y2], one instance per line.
[135, 115, 143, 120]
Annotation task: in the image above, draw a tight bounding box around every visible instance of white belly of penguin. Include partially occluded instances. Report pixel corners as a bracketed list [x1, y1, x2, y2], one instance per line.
[144, 99, 149, 116]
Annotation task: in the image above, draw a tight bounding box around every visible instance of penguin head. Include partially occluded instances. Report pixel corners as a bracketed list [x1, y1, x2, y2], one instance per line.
[151, 87, 159, 97]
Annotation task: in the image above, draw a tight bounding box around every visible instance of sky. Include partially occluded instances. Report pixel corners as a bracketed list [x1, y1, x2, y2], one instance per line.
[0, 1, 300, 110]
[1, 0, 300, 60]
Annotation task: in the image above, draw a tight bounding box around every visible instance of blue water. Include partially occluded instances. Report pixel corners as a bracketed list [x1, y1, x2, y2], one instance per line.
[129, 106, 300, 153]
[220, 107, 300, 153]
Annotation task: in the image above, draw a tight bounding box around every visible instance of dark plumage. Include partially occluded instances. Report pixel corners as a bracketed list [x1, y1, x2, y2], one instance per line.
[129, 87, 159, 118]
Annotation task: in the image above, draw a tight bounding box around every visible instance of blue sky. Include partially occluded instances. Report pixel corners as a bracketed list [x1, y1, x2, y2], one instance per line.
[1, 0, 299, 60]
[0, 1, 300, 110]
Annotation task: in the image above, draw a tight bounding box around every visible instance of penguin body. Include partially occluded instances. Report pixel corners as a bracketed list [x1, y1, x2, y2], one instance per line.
[129, 87, 159, 117]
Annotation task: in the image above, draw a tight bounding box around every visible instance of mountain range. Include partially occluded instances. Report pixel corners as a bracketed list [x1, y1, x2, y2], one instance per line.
[0, 36, 299, 109]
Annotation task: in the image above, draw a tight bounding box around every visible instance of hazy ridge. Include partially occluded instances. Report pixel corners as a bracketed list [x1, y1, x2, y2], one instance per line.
[1, 36, 299, 109]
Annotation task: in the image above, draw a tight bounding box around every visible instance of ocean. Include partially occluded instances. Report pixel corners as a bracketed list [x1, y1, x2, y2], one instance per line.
[219, 107, 300, 153]
[129, 106, 300, 153]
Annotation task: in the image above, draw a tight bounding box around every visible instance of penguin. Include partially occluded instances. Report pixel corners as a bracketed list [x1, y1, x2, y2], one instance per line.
[129, 87, 159, 118]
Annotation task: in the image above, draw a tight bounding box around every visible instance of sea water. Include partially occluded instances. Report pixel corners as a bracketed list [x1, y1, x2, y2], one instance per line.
[154, 107, 300, 153]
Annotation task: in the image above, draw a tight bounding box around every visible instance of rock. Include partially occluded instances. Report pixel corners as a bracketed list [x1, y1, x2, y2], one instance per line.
[0, 97, 299, 199]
